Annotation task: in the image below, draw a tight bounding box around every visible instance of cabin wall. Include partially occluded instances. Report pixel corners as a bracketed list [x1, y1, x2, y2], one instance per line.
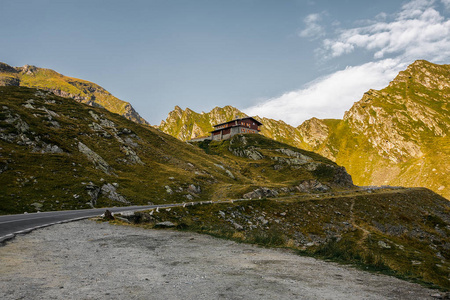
[239, 119, 260, 130]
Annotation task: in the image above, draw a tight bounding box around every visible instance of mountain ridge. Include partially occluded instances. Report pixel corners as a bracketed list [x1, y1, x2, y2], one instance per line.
[158, 60, 449, 199]
[0, 62, 149, 125]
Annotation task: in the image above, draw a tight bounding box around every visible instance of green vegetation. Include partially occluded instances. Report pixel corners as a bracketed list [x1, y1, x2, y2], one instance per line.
[0, 86, 353, 214]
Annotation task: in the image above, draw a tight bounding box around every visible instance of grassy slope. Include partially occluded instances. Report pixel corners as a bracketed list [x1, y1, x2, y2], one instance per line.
[1, 86, 353, 214]
[18, 68, 130, 115]
[0, 86, 231, 213]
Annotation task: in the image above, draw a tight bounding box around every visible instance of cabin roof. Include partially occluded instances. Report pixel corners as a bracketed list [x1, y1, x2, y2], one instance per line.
[213, 116, 263, 128]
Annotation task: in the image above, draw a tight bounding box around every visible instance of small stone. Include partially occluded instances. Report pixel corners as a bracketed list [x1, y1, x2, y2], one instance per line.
[232, 222, 244, 231]
[155, 221, 175, 228]
[165, 186, 173, 194]
[378, 241, 391, 249]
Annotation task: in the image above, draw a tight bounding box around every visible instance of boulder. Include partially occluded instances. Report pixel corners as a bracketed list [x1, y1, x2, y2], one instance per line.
[296, 180, 329, 192]
[85, 184, 101, 207]
[78, 142, 113, 175]
[101, 183, 129, 204]
[188, 184, 201, 194]
[103, 209, 115, 221]
[243, 187, 279, 199]
[332, 166, 354, 187]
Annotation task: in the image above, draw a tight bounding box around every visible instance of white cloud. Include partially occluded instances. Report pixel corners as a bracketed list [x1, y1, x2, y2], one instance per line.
[244, 0, 450, 127]
[244, 59, 405, 126]
[323, 0, 450, 61]
[299, 13, 325, 39]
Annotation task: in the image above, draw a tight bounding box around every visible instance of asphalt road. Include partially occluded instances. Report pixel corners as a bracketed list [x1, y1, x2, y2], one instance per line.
[0, 205, 173, 243]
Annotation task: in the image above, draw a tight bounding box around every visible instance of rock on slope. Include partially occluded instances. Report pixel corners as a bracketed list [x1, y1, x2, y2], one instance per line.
[158, 60, 450, 199]
[0, 62, 148, 125]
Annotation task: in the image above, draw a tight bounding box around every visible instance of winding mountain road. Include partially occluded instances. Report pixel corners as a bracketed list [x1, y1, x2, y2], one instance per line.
[0, 189, 406, 244]
[0, 205, 168, 243]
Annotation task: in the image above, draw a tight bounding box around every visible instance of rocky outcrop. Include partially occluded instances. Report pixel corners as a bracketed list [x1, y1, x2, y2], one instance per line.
[332, 166, 354, 187]
[243, 187, 279, 199]
[85, 183, 101, 207]
[230, 146, 264, 160]
[296, 180, 329, 192]
[0, 76, 20, 86]
[101, 183, 129, 204]
[297, 118, 329, 149]
[78, 142, 113, 175]
[120, 145, 144, 165]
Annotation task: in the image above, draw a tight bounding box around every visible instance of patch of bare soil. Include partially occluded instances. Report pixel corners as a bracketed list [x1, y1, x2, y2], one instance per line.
[0, 220, 439, 299]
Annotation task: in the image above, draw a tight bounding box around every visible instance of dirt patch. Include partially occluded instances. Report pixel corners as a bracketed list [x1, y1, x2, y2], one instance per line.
[0, 220, 439, 299]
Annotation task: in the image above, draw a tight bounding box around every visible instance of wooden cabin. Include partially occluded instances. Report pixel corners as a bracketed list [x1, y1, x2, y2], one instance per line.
[210, 116, 263, 141]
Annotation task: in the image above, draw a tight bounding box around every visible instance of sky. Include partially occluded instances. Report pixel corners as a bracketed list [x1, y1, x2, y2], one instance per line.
[1, 0, 449, 126]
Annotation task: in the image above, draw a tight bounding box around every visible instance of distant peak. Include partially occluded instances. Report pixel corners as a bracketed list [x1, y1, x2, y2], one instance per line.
[411, 59, 431, 65]
[19, 64, 38, 75]
[0, 62, 18, 73]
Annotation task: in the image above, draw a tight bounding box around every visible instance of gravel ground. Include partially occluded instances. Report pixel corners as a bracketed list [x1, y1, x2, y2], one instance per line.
[0, 220, 439, 300]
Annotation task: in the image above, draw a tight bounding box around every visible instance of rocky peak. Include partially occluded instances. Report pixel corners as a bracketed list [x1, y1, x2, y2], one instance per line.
[174, 105, 183, 114]
[18, 64, 38, 75]
[159, 106, 184, 128]
[343, 60, 450, 162]
[390, 60, 450, 90]
[297, 117, 329, 149]
[0, 62, 18, 73]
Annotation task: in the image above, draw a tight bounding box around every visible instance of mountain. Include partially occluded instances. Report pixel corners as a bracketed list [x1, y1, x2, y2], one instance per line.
[0, 62, 148, 125]
[2, 84, 448, 290]
[0, 86, 354, 214]
[158, 60, 449, 199]
[159, 105, 244, 140]
[159, 106, 306, 147]
[305, 60, 449, 200]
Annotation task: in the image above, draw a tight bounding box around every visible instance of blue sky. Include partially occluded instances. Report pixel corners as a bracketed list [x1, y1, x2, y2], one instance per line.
[1, 0, 449, 126]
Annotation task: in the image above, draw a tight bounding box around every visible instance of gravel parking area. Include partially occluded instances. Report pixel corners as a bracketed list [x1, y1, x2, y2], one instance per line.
[0, 220, 438, 299]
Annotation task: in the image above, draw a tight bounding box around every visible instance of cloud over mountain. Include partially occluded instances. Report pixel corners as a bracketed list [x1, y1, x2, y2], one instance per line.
[244, 0, 450, 126]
